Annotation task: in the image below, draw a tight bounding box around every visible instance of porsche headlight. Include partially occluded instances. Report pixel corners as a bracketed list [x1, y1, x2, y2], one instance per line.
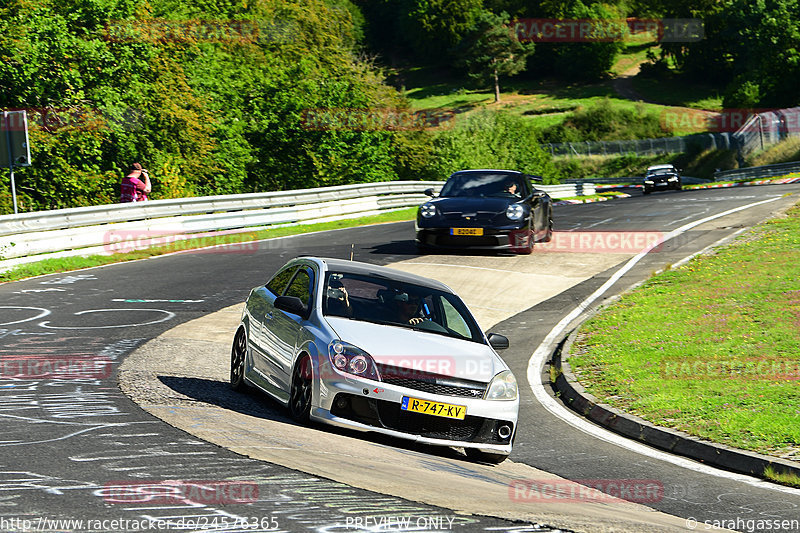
[420, 203, 437, 219]
[328, 341, 381, 381]
[485, 370, 517, 400]
[505, 204, 524, 221]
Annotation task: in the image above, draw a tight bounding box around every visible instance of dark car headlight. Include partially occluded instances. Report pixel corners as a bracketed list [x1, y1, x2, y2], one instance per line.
[419, 203, 437, 219]
[328, 341, 381, 381]
[505, 204, 525, 221]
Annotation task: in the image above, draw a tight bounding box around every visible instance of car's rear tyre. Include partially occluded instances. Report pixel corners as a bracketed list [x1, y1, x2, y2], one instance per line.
[465, 448, 509, 464]
[289, 355, 313, 423]
[230, 327, 248, 391]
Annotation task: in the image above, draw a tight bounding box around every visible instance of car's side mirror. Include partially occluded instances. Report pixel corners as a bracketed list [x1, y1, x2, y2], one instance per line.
[274, 295, 308, 318]
[423, 188, 435, 197]
[487, 333, 509, 350]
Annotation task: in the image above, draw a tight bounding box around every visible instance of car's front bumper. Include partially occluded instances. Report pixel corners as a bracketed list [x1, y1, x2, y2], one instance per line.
[312, 371, 518, 454]
[415, 226, 531, 252]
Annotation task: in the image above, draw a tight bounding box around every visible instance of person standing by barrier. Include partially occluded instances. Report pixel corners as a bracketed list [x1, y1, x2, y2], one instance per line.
[120, 162, 152, 202]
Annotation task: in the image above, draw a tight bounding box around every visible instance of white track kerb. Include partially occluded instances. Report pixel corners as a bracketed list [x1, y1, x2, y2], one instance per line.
[526, 195, 800, 496]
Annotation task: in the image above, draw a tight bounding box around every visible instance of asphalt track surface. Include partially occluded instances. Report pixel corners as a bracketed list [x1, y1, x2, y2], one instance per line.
[1, 184, 800, 533]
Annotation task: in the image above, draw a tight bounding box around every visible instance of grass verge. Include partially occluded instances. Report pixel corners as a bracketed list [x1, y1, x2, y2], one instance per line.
[0, 208, 417, 283]
[568, 202, 800, 460]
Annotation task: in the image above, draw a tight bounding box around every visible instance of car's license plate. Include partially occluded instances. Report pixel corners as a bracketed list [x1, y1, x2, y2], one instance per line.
[450, 228, 483, 236]
[401, 396, 466, 419]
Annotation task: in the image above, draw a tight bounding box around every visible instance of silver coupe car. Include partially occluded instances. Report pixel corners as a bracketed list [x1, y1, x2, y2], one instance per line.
[230, 256, 519, 463]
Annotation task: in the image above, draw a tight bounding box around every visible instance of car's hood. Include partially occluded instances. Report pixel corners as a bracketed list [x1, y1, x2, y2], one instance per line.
[325, 317, 503, 383]
[431, 196, 516, 213]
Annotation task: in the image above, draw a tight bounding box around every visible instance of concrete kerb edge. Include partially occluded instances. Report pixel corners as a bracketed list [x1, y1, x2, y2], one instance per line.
[549, 313, 800, 483]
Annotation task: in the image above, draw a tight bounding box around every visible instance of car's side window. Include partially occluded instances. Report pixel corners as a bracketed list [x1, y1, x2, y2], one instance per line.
[440, 297, 471, 339]
[266, 266, 297, 296]
[284, 268, 313, 307]
[520, 178, 532, 197]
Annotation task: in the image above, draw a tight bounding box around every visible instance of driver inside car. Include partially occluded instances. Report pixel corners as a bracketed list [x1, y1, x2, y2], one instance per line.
[391, 291, 425, 325]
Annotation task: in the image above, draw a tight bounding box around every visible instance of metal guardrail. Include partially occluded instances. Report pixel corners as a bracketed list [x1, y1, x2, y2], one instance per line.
[713, 160, 800, 182]
[543, 133, 733, 158]
[566, 176, 710, 185]
[0, 180, 595, 271]
[732, 107, 800, 156]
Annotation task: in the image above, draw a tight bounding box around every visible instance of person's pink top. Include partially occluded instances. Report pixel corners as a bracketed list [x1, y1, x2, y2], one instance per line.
[120, 174, 147, 202]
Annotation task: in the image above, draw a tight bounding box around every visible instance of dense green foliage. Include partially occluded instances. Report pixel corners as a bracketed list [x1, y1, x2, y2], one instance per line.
[430, 110, 558, 181]
[642, 0, 800, 108]
[3, 0, 798, 214]
[0, 0, 448, 213]
[541, 98, 672, 143]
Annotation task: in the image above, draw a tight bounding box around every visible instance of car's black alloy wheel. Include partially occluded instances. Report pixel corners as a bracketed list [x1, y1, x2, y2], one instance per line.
[289, 355, 313, 422]
[230, 327, 247, 391]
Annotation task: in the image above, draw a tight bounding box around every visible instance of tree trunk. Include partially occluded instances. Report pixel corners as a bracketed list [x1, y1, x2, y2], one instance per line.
[493, 68, 500, 103]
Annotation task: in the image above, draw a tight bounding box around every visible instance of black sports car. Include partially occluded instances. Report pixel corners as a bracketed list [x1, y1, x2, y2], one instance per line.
[415, 169, 554, 254]
[643, 164, 682, 194]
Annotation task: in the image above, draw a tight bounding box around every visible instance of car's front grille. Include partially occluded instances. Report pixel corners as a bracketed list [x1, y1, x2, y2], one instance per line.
[377, 364, 487, 398]
[381, 377, 485, 398]
[329, 393, 513, 444]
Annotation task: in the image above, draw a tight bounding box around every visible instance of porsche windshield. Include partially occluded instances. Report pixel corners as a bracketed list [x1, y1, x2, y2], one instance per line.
[439, 173, 522, 198]
[322, 272, 484, 343]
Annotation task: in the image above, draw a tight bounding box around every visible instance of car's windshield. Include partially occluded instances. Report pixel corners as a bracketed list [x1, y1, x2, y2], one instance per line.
[647, 168, 675, 176]
[439, 173, 523, 198]
[322, 271, 484, 343]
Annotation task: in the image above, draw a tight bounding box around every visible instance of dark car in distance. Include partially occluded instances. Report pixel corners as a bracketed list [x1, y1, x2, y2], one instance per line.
[643, 164, 682, 194]
[415, 169, 554, 254]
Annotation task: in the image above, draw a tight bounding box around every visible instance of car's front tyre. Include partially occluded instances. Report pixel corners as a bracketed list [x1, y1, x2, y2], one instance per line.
[230, 327, 248, 391]
[289, 355, 313, 423]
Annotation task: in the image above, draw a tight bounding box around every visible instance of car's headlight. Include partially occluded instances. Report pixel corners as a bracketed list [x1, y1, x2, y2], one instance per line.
[644, 180, 654, 184]
[328, 341, 381, 381]
[505, 204, 524, 221]
[485, 370, 517, 400]
[420, 203, 437, 218]
[668, 177, 678, 181]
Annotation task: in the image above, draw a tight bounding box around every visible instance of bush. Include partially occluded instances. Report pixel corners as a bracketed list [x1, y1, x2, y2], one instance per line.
[430, 110, 558, 182]
[541, 98, 672, 143]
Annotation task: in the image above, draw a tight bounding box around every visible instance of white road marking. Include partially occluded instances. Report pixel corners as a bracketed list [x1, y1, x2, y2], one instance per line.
[527, 195, 800, 495]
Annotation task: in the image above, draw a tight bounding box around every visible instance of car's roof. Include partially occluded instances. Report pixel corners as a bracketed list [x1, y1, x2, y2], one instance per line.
[646, 164, 676, 171]
[306, 257, 454, 293]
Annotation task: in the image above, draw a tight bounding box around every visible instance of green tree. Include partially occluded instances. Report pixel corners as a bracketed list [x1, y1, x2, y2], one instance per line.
[456, 11, 534, 102]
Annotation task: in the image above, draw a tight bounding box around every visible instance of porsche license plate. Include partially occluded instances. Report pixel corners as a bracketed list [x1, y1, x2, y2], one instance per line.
[450, 228, 483, 236]
[401, 396, 466, 420]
